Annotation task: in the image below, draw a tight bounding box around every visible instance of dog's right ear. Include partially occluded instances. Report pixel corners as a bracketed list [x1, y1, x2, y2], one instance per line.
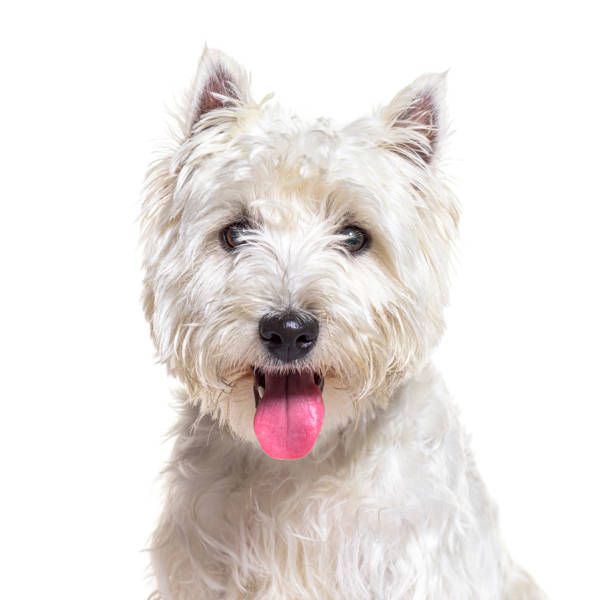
[184, 47, 252, 134]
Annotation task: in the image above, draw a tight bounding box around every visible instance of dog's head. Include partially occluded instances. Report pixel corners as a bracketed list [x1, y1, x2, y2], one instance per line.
[141, 48, 458, 459]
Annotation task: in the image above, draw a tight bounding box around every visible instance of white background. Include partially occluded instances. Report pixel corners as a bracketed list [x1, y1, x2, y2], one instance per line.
[1, 1, 611, 598]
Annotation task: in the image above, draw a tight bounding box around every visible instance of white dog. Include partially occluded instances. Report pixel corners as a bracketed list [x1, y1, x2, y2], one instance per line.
[141, 47, 544, 599]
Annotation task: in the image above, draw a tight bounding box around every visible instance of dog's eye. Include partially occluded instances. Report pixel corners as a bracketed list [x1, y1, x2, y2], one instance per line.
[339, 226, 368, 253]
[221, 222, 249, 249]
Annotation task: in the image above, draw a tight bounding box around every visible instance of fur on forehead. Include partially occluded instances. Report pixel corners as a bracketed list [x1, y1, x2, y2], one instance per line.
[172, 131, 447, 288]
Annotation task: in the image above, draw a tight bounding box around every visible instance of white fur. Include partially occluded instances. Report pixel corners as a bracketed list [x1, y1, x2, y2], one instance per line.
[141, 47, 544, 599]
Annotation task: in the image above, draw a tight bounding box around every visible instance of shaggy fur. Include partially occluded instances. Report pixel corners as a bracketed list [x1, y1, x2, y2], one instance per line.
[141, 47, 544, 599]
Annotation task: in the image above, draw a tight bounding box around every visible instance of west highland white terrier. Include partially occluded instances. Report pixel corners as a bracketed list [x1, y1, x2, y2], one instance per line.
[141, 47, 544, 599]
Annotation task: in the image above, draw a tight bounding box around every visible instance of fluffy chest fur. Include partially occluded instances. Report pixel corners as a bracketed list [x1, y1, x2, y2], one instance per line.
[151, 366, 511, 600]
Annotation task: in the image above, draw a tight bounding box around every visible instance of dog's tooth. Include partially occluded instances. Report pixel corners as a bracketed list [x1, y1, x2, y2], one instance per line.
[258, 385, 265, 398]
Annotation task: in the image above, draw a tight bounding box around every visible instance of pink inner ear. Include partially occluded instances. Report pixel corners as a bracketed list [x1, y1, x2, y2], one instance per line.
[197, 66, 238, 117]
[394, 93, 438, 163]
[397, 94, 435, 128]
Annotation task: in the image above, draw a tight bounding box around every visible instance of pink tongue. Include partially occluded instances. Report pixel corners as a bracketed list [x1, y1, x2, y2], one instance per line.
[253, 372, 324, 460]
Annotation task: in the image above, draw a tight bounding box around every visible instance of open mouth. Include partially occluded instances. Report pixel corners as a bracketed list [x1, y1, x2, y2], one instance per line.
[251, 368, 325, 461]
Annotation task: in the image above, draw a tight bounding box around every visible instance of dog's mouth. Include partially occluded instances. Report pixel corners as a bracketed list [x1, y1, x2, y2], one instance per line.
[251, 368, 325, 461]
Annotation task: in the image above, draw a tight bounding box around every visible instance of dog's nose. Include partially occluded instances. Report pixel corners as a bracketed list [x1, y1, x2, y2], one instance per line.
[258, 312, 319, 363]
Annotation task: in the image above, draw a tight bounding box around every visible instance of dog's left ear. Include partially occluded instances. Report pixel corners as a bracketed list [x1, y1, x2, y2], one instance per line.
[185, 47, 252, 134]
[380, 72, 447, 166]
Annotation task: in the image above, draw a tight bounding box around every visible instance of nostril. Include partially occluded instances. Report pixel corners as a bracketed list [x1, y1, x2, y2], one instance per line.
[296, 334, 315, 348]
[267, 333, 283, 346]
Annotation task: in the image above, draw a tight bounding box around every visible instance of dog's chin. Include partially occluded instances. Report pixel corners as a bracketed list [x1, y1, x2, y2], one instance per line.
[250, 367, 325, 461]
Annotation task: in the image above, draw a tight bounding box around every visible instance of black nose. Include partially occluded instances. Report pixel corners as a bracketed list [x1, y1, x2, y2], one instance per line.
[258, 311, 319, 363]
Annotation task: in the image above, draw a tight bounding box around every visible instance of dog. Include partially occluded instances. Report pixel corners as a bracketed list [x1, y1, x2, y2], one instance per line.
[141, 46, 544, 599]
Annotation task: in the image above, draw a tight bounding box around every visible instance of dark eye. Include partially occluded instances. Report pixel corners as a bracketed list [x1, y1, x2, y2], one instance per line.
[339, 226, 369, 253]
[221, 222, 249, 249]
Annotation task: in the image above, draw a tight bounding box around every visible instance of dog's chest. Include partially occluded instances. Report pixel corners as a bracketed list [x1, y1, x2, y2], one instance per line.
[210, 455, 431, 599]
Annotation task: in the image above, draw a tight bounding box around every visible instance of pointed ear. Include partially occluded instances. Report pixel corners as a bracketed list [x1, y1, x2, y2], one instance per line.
[185, 47, 252, 132]
[381, 72, 447, 166]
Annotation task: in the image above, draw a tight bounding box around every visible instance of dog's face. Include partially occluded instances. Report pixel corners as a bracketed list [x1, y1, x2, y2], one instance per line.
[142, 49, 458, 459]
